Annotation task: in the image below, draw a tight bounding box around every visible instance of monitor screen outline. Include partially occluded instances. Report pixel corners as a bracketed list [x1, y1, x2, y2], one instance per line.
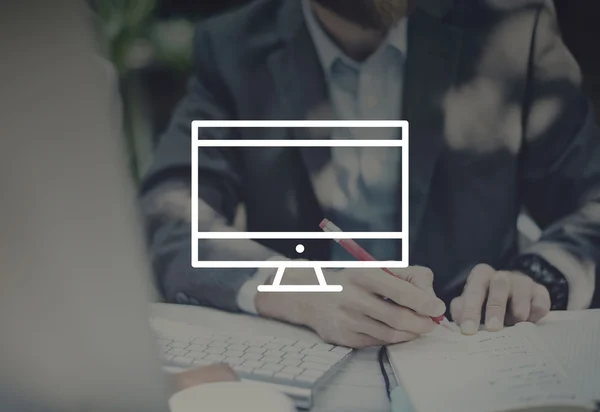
[191, 120, 409, 269]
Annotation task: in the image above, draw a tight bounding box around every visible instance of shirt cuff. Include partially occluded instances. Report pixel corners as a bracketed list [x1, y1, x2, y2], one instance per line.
[525, 242, 596, 310]
[236, 256, 291, 315]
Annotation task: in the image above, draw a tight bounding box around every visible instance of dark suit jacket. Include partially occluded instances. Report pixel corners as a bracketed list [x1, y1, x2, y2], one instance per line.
[141, 0, 600, 311]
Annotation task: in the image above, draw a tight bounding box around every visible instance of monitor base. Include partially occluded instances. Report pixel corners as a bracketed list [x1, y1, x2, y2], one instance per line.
[257, 266, 343, 293]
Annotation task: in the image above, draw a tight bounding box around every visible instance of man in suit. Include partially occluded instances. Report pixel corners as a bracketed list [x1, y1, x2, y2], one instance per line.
[141, 0, 600, 346]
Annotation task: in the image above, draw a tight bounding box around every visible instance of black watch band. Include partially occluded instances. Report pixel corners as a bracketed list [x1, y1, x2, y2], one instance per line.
[508, 254, 569, 311]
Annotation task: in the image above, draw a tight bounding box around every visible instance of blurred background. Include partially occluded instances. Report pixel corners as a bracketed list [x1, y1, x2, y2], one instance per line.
[91, 0, 600, 182]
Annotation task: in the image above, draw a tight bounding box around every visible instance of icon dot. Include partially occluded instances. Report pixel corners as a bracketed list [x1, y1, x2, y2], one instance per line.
[295, 244, 305, 254]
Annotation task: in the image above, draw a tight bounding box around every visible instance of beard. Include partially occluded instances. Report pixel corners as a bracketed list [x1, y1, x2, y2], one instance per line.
[312, 0, 415, 30]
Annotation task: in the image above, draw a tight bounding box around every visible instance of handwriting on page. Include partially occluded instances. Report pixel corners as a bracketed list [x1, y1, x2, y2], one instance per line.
[527, 313, 600, 401]
[388, 327, 586, 412]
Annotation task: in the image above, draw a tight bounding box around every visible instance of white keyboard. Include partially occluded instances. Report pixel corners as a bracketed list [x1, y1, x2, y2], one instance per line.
[151, 318, 353, 409]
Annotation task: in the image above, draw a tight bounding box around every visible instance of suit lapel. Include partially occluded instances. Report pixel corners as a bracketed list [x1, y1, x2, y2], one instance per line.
[401, 5, 463, 249]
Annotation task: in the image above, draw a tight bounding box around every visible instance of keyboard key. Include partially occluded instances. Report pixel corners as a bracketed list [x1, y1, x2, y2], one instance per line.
[272, 338, 296, 346]
[242, 360, 264, 369]
[187, 344, 207, 352]
[253, 369, 274, 378]
[300, 369, 323, 378]
[192, 359, 212, 366]
[332, 347, 352, 356]
[280, 359, 301, 367]
[281, 366, 304, 375]
[245, 347, 266, 355]
[173, 356, 194, 365]
[233, 365, 254, 374]
[223, 350, 245, 358]
[260, 357, 282, 365]
[225, 357, 244, 366]
[264, 350, 285, 358]
[303, 355, 338, 365]
[263, 343, 284, 350]
[283, 352, 304, 360]
[168, 341, 189, 349]
[293, 341, 315, 349]
[274, 372, 297, 381]
[313, 343, 335, 351]
[302, 349, 340, 360]
[262, 363, 283, 372]
[226, 344, 247, 352]
[188, 350, 207, 360]
[203, 354, 225, 363]
[167, 348, 189, 356]
[241, 353, 262, 361]
[300, 362, 330, 372]
[205, 347, 225, 355]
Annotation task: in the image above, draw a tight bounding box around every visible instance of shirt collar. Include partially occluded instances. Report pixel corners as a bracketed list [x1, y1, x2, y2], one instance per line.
[301, 0, 408, 72]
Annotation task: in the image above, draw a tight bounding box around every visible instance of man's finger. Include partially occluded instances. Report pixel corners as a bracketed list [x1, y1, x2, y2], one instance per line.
[390, 266, 435, 294]
[450, 296, 463, 322]
[354, 270, 446, 317]
[172, 364, 238, 392]
[484, 271, 511, 331]
[508, 274, 533, 324]
[459, 264, 494, 335]
[528, 283, 551, 323]
[350, 333, 393, 348]
[356, 294, 436, 335]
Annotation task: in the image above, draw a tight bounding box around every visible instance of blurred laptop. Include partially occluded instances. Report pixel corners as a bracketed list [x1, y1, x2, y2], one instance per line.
[0, 2, 170, 411]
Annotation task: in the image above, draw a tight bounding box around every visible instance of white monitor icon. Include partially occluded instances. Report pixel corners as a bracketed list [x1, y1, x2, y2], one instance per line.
[191, 120, 409, 293]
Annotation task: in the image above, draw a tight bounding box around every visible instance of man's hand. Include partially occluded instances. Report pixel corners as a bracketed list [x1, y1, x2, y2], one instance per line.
[255, 266, 446, 348]
[450, 264, 551, 335]
[171, 364, 238, 394]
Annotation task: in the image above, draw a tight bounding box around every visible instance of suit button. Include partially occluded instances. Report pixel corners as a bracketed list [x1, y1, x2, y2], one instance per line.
[175, 292, 189, 305]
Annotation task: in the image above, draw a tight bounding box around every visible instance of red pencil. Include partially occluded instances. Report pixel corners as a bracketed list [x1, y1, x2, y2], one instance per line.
[319, 218, 445, 325]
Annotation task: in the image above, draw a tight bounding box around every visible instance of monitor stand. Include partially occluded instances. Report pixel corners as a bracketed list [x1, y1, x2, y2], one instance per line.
[257, 243, 343, 293]
[257, 266, 343, 292]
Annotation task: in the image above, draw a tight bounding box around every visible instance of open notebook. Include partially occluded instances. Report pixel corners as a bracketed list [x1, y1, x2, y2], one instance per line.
[387, 311, 600, 412]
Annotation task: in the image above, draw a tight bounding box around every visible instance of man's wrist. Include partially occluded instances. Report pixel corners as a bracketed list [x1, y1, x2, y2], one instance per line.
[236, 256, 291, 314]
[508, 254, 569, 310]
[254, 267, 316, 327]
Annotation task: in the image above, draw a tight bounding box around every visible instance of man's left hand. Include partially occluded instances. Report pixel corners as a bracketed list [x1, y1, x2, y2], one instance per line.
[450, 264, 551, 335]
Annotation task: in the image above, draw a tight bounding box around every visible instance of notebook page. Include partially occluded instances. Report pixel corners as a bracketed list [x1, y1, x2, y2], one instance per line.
[518, 311, 600, 401]
[387, 326, 591, 412]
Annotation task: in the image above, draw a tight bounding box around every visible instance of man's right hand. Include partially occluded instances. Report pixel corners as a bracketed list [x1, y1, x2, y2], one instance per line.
[255, 266, 446, 348]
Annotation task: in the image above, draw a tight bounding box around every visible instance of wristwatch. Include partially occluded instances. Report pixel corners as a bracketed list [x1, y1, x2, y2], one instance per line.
[508, 254, 569, 311]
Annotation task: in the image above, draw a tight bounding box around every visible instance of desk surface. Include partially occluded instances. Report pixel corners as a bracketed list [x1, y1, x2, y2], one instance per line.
[151, 304, 599, 412]
[151, 303, 395, 412]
